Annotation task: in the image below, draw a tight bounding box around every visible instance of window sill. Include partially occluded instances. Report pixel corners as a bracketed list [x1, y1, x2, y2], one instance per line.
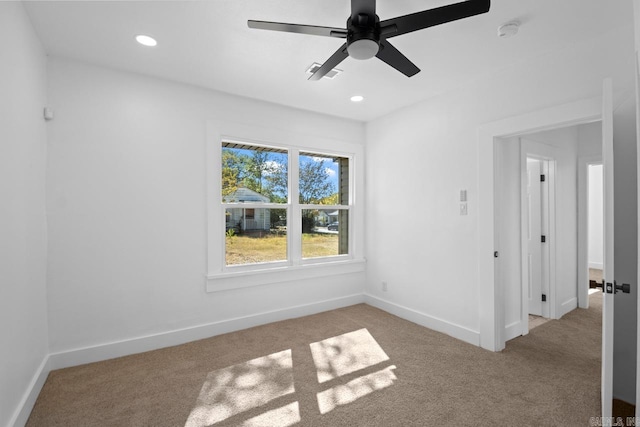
[206, 258, 366, 293]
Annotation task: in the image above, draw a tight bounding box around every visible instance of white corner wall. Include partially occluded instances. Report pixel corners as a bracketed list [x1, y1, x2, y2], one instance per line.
[365, 22, 636, 346]
[0, 3, 50, 427]
[45, 58, 366, 366]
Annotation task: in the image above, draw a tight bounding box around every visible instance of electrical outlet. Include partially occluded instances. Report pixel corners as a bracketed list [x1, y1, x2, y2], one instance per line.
[460, 203, 468, 216]
[382, 281, 388, 292]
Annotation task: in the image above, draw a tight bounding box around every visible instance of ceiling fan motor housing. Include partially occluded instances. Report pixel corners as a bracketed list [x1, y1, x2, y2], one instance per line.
[346, 14, 380, 60]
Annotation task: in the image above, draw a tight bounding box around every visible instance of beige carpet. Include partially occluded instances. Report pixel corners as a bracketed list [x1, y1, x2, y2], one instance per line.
[27, 294, 603, 427]
[528, 314, 551, 330]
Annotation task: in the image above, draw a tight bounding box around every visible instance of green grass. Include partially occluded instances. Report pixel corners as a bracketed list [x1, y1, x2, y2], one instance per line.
[226, 233, 339, 265]
[301, 233, 339, 258]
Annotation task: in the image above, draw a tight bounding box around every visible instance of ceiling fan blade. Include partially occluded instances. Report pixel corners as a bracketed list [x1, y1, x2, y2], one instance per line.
[248, 20, 348, 38]
[376, 40, 420, 77]
[351, 0, 376, 20]
[380, 0, 490, 39]
[309, 43, 349, 81]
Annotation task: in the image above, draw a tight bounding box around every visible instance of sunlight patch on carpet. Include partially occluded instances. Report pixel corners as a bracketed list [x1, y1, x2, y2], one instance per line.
[185, 349, 294, 427]
[310, 328, 390, 383]
[241, 401, 300, 427]
[317, 366, 397, 414]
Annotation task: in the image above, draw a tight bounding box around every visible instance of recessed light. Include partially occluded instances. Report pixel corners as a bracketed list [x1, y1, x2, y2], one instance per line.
[350, 95, 364, 103]
[136, 35, 157, 47]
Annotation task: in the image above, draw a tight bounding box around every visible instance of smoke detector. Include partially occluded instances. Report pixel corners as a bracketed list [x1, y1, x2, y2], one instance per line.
[497, 22, 519, 38]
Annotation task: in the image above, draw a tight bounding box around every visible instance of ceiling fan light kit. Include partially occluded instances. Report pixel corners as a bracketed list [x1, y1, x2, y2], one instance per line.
[347, 39, 379, 60]
[248, 0, 490, 80]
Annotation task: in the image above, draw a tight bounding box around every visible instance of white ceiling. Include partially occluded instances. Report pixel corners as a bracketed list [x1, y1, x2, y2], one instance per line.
[24, 0, 632, 122]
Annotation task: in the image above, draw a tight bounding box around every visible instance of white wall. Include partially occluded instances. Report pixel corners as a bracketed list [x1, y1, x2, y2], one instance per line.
[588, 164, 604, 269]
[45, 58, 366, 361]
[578, 121, 604, 157]
[365, 20, 636, 344]
[0, 3, 49, 427]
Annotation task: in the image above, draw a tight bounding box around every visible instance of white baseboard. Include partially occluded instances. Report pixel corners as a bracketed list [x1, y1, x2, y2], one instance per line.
[589, 262, 603, 270]
[10, 355, 50, 427]
[558, 297, 578, 318]
[49, 294, 365, 370]
[363, 293, 480, 346]
[504, 321, 522, 342]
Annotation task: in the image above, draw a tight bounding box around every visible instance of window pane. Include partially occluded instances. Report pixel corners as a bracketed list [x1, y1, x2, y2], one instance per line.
[222, 142, 288, 204]
[301, 209, 348, 259]
[226, 208, 287, 266]
[299, 153, 348, 205]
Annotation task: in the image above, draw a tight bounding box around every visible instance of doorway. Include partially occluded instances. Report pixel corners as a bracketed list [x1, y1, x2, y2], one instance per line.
[477, 97, 602, 352]
[478, 92, 634, 418]
[494, 122, 603, 345]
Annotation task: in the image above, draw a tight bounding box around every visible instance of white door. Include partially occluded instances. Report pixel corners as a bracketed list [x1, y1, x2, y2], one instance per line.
[601, 78, 614, 421]
[539, 160, 551, 319]
[527, 158, 543, 316]
[636, 15, 640, 416]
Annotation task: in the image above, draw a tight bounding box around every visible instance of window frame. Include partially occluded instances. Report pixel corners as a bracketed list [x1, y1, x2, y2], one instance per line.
[206, 121, 365, 292]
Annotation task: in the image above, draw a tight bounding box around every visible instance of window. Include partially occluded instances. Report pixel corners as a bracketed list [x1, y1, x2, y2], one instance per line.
[299, 152, 349, 259]
[206, 121, 364, 291]
[221, 142, 288, 266]
[221, 142, 350, 268]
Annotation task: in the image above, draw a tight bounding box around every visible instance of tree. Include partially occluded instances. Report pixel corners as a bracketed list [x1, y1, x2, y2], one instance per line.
[223, 146, 334, 204]
[263, 160, 288, 203]
[299, 158, 336, 232]
[222, 149, 243, 199]
[299, 159, 335, 204]
[319, 193, 339, 205]
[221, 147, 288, 203]
[244, 151, 269, 195]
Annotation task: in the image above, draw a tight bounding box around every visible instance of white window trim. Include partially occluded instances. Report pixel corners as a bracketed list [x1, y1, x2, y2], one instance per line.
[206, 121, 365, 292]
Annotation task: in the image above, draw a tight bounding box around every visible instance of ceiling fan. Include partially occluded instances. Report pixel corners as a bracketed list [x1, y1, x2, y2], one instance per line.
[248, 0, 490, 80]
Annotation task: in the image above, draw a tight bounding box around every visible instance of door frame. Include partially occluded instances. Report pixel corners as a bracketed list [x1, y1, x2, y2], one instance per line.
[477, 97, 601, 351]
[578, 156, 603, 309]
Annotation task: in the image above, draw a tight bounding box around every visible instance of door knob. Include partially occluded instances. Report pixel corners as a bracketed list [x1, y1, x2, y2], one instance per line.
[615, 282, 631, 294]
